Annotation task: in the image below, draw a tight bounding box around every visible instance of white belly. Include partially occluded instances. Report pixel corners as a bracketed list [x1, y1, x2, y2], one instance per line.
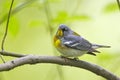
[57, 48, 87, 57]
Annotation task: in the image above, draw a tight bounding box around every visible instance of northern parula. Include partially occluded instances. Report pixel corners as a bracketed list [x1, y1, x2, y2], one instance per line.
[54, 24, 110, 58]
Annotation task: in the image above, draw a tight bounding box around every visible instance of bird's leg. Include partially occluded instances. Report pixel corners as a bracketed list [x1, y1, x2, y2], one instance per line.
[60, 55, 70, 62]
[73, 57, 79, 60]
[60, 55, 66, 58]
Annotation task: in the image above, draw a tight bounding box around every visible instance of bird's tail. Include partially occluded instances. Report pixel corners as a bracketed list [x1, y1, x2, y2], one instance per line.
[92, 44, 111, 49]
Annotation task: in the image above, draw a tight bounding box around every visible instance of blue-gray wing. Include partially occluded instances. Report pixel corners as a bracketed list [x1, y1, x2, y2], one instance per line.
[62, 35, 92, 51]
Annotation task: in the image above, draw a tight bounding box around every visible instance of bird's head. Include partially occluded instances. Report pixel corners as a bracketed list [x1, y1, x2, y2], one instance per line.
[56, 24, 72, 38]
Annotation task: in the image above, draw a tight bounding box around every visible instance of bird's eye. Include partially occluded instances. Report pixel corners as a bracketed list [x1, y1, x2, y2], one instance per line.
[62, 27, 68, 31]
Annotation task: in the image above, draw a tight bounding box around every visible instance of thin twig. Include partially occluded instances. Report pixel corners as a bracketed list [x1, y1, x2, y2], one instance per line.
[0, 0, 37, 25]
[117, 0, 120, 10]
[43, 1, 65, 80]
[1, 0, 14, 51]
[0, 55, 5, 63]
[0, 51, 26, 57]
[44, 0, 53, 35]
[0, 0, 14, 63]
[71, 0, 80, 16]
[0, 53, 119, 80]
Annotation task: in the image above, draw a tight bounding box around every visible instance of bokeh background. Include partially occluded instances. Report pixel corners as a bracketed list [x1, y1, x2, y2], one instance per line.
[0, 0, 120, 80]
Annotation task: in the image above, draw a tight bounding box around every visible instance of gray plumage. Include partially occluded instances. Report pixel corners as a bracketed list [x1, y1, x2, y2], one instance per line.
[56, 24, 110, 56]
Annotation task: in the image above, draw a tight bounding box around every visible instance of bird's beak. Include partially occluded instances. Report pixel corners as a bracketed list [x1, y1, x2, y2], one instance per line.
[56, 29, 63, 37]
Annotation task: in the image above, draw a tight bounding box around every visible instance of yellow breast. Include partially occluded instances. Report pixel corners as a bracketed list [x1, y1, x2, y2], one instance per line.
[54, 36, 61, 48]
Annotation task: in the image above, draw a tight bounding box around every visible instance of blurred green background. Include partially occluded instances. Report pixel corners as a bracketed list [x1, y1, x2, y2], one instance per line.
[0, 0, 120, 80]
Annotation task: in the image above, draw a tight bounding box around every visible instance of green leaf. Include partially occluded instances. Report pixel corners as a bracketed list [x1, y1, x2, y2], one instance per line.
[103, 2, 119, 13]
[8, 16, 19, 36]
[48, 0, 61, 3]
[70, 15, 91, 21]
[52, 11, 69, 23]
[52, 11, 91, 24]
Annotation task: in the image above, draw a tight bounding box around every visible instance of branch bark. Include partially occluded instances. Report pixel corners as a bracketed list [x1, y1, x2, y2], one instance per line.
[0, 51, 120, 80]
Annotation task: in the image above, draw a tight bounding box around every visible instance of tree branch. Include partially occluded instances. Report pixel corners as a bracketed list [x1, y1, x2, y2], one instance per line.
[117, 0, 120, 10]
[0, 51, 120, 80]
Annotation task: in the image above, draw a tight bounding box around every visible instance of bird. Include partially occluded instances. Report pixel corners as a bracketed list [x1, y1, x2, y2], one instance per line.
[54, 24, 110, 58]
